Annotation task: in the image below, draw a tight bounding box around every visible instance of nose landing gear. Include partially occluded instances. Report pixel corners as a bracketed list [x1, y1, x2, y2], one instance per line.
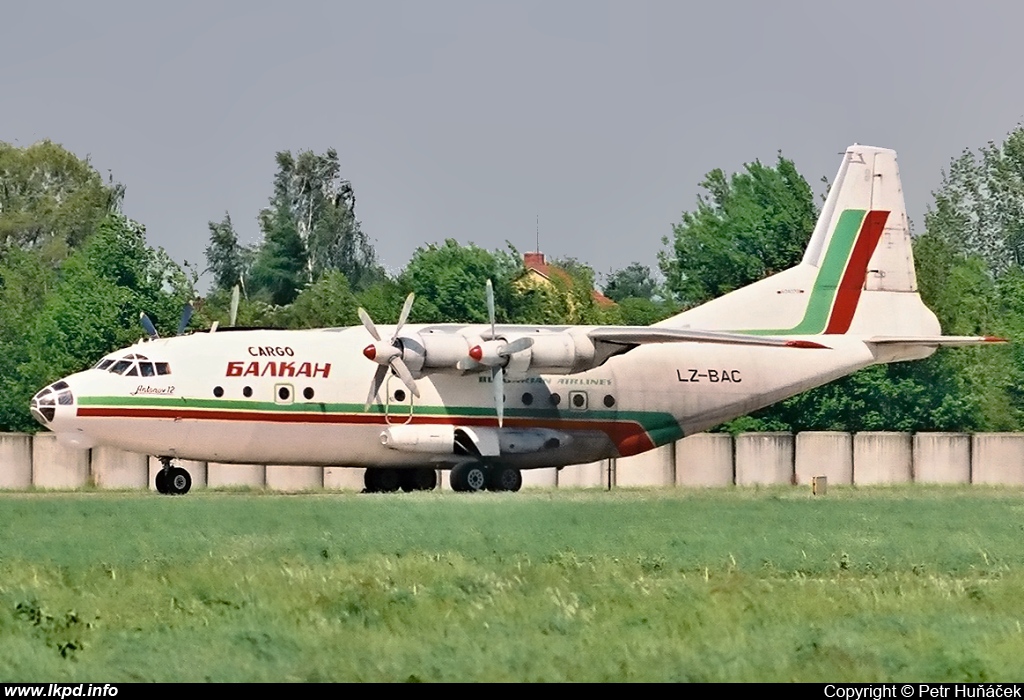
[155, 456, 192, 495]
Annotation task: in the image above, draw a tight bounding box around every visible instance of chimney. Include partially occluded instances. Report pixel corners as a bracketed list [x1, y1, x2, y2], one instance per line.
[524, 251, 546, 269]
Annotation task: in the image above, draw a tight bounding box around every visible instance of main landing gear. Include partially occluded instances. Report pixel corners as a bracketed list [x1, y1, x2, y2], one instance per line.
[363, 467, 438, 493]
[155, 456, 192, 495]
[450, 463, 522, 493]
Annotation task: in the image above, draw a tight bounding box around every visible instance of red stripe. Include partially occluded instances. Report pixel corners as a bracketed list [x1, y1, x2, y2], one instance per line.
[76, 407, 656, 456]
[824, 210, 890, 334]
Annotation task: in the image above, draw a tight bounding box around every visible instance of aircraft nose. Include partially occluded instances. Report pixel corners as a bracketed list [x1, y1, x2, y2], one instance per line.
[30, 380, 75, 427]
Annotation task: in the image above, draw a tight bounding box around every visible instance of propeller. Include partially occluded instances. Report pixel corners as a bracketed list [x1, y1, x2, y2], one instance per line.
[465, 279, 534, 427]
[358, 292, 419, 411]
[176, 303, 194, 336]
[139, 312, 159, 340]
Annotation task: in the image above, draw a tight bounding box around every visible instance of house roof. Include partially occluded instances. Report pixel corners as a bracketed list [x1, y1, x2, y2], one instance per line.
[522, 252, 616, 307]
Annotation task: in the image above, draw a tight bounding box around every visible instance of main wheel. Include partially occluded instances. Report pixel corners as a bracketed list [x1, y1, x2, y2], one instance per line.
[451, 463, 487, 492]
[365, 468, 400, 493]
[167, 467, 191, 495]
[401, 468, 438, 492]
[155, 469, 169, 494]
[487, 466, 522, 492]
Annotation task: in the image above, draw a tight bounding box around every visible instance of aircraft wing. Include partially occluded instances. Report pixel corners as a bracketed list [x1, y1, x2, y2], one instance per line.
[588, 327, 829, 351]
[865, 335, 1008, 347]
[585, 327, 829, 367]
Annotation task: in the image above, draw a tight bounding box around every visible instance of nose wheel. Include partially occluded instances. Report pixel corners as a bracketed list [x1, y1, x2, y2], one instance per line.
[155, 457, 192, 495]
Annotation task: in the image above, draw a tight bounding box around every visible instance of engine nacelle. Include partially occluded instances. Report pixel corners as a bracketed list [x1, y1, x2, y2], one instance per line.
[392, 328, 598, 377]
[380, 424, 455, 454]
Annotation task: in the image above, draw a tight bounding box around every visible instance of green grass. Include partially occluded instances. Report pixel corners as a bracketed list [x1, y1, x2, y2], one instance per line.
[2, 486, 1024, 681]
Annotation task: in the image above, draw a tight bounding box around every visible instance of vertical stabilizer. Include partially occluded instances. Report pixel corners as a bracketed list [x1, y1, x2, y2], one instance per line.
[659, 145, 936, 337]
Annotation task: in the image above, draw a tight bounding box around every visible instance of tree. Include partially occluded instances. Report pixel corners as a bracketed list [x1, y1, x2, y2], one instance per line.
[401, 240, 509, 323]
[282, 271, 359, 329]
[659, 154, 818, 307]
[0, 214, 190, 432]
[250, 203, 307, 306]
[204, 212, 253, 293]
[0, 140, 125, 261]
[926, 124, 1024, 274]
[254, 149, 381, 293]
[603, 262, 658, 302]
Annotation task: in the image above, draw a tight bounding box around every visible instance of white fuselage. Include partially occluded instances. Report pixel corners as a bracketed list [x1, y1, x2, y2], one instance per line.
[39, 324, 896, 470]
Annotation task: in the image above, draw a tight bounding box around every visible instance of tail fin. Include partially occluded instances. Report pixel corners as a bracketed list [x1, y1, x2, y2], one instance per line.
[658, 144, 939, 337]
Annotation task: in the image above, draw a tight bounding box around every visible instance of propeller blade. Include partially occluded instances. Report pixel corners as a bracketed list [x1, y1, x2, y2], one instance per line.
[364, 365, 389, 412]
[139, 312, 159, 340]
[357, 307, 381, 342]
[394, 293, 415, 337]
[501, 337, 534, 356]
[486, 279, 495, 340]
[492, 365, 504, 427]
[177, 303, 194, 336]
[229, 285, 240, 327]
[391, 358, 420, 399]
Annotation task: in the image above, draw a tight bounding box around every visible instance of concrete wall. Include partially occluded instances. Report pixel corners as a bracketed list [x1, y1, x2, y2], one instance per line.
[12, 431, 1024, 491]
[31, 434, 90, 489]
[0, 433, 33, 489]
[92, 446, 149, 489]
[914, 433, 971, 484]
[854, 432, 912, 485]
[615, 444, 674, 487]
[795, 432, 853, 486]
[676, 433, 733, 487]
[266, 465, 324, 491]
[324, 467, 367, 490]
[207, 462, 266, 488]
[735, 432, 794, 486]
[557, 460, 607, 488]
[972, 434, 1024, 485]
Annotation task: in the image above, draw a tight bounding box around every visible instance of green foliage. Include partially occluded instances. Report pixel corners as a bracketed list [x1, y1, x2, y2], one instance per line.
[0, 140, 124, 260]
[659, 153, 817, 307]
[281, 271, 359, 329]
[925, 124, 1024, 273]
[603, 262, 658, 302]
[2, 489, 1024, 681]
[204, 213, 253, 293]
[401, 239, 512, 323]
[0, 215, 189, 432]
[250, 203, 307, 306]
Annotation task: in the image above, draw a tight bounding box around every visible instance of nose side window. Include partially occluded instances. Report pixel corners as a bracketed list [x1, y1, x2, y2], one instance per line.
[156, 363, 171, 376]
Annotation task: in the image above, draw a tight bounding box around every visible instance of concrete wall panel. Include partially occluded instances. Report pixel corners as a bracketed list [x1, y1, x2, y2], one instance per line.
[914, 433, 970, 484]
[0, 433, 33, 489]
[147, 458, 208, 491]
[266, 465, 324, 491]
[32, 434, 90, 489]
[676, 433, 733, 487]
[520, 467, 557, 489]
[557, 460, 607, 488]
[91, 446, 149, 489]
[854, 432, 912, 484]
[735, 433, 793, 486]
[324, 467, 368, 490]
[795, 432, 853, 486]
[615, 444, 674, 487]
[972, 434, 1024, 485]
[207, 462, 266, 488]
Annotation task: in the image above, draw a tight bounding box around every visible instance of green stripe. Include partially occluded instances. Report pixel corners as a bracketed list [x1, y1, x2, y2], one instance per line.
[745, 209, 866, 335]
[78, 396, 684, 445]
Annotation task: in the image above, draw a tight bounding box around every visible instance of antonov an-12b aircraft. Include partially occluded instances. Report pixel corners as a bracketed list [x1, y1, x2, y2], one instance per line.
[31, 145, 1003, 494]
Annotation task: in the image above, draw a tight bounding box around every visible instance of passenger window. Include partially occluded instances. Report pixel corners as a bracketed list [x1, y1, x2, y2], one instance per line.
[111, 360, 131, 374]
[156, 363, 171, 376]
[140, 363, 156, 377]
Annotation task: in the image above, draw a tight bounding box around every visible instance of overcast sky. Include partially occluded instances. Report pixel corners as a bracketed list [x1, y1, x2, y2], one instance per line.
[3, 1, 1022, 289]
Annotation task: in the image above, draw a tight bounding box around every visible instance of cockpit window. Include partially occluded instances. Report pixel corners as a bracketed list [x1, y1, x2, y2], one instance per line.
[156, 363, 171, 376]
[126, 365, 139, 377]
[140, 362, 156, 377]
[96, 359, 115, 370]
[111, 360, 132, 375]
[102, 356, 170, 376]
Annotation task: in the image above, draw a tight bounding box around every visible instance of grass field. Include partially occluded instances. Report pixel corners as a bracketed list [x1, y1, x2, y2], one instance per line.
[1, 486, 1024, 682]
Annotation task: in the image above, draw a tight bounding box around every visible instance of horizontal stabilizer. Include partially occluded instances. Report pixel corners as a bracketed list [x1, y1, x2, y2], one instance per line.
[866, 335, 1008, 347]
[589, 327, 830, 349]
